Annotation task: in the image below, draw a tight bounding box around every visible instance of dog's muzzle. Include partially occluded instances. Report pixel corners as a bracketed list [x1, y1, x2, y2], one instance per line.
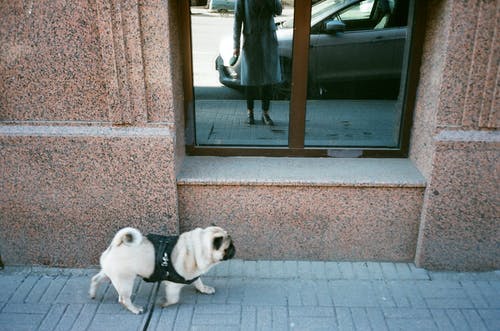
[223, 241, 236, 260]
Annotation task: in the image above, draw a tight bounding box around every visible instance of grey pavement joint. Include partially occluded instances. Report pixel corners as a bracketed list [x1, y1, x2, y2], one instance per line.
[1, 260, 499, 331]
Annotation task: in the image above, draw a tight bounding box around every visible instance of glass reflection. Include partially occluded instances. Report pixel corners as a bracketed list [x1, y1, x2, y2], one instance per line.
[191, 0, 293, 146]
[305, 0, 412, 147]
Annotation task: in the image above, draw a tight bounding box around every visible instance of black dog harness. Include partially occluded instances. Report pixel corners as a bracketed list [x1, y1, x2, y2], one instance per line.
[142, 234, 199, 284]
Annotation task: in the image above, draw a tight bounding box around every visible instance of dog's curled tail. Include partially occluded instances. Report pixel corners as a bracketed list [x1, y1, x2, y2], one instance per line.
[110, 227, 143, 247]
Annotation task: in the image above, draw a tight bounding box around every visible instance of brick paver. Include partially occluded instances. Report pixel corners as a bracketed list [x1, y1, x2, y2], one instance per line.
[1, 261, 498, 330]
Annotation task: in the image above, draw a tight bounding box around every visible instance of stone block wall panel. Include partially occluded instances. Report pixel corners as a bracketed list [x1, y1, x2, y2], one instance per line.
[179, 185, 425, 261]
[0, 0, 109, 122]
[415, 133, 499, 270]
[0, 126, 178, 266]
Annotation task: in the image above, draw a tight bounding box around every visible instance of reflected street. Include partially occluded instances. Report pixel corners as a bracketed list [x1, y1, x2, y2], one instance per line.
[191, 7, 242, 99]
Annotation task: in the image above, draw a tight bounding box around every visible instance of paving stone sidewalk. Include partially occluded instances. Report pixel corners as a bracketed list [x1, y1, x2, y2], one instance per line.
[1, 260, 499, 331]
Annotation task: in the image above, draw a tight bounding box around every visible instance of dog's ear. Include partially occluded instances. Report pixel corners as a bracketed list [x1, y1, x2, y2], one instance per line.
[211, 222, 217, 227]
[213, 236, 224, 250]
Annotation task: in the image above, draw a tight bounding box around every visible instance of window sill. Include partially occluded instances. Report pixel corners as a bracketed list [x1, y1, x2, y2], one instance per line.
[177, 157, 426, 188]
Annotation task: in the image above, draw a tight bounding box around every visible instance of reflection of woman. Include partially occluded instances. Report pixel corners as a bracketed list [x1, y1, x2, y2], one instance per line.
[233, 0, 282, 125]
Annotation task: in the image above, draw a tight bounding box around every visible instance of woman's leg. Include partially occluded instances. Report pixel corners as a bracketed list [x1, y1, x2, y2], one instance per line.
[245, 86, 256, 124]
[261, 85, 274, 125]
[261, 85, 271, 111]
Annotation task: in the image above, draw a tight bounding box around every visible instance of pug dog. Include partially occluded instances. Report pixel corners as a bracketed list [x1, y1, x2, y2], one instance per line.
[89, 226, 235, 314]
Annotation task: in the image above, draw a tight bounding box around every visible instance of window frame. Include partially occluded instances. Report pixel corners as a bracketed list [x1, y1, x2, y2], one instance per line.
[179, 0, 426, 158]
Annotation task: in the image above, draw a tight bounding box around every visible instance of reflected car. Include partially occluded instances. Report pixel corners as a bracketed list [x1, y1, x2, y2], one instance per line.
[209, 0, 235, 13]
[215, 0, 409, 99]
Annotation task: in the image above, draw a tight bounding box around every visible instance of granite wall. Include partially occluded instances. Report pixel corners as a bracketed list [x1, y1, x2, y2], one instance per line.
[0, 0, 498, 270]
[411, 0, 499, 270]
[179, 184, 425, 261]
[0, 0, 185, 266]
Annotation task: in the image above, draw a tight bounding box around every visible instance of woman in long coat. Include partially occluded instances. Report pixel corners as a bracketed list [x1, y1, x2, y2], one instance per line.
[233, 0, 282, 125]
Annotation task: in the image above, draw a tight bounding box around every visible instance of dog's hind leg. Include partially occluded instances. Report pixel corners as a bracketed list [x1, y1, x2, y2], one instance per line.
[113, 276, 144, 314]
[89, 270, 108, 299]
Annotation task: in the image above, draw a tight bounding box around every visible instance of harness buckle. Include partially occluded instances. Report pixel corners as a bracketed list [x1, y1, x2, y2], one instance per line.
[161, 251, 169, 267]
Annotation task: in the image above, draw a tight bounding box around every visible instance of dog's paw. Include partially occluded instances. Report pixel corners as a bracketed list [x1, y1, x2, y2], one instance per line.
[131, 306, 144, 315]
[121, 300, 144, 314]
[197, 285, 215, 295]
[159, 299, 175, 308]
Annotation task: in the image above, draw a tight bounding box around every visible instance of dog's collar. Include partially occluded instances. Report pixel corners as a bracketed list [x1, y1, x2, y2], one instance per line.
[142, 234, 199, 284]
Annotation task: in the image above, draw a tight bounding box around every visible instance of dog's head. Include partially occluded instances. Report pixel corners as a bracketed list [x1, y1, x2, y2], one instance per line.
[205, 226, 236, 262]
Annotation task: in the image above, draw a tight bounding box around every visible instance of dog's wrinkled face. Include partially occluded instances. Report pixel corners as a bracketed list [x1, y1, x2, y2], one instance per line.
[205, 226, 235, 262]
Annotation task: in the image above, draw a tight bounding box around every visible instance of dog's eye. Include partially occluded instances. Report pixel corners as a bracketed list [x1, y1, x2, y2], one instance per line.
[213, 236, 224, 250]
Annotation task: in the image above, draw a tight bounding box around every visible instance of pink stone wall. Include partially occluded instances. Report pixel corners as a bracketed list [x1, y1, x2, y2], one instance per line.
[0, 129, 177, 266]
[0, 0, 184, 126]
[411, 0, 499, 270]
[0, 0, 498, 270]
[415, 137, 499, 270]
[179, 185, 425, 261]
[409, 0, 452, 178]
[0, 1, 109, 121]
[0, 0, 185, 266]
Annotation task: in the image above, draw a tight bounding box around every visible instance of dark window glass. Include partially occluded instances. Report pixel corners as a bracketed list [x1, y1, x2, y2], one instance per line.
[305, 0, 411, 148]
[184, 0, 418, 156]
[191, 1, 293, 146]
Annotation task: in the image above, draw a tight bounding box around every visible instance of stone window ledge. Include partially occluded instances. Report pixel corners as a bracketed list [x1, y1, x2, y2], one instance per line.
[177, 156, 426, 188]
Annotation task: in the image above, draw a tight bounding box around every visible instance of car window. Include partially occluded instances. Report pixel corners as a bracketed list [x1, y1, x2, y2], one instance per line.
[338, 0, 375, 21]
[335, 0, 398, 31]
[281, 0, 347, 29]
[310, 0, 377, 34]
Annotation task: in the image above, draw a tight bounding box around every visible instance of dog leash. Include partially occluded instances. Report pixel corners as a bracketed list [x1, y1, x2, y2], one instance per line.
[141, 281, 161, 331]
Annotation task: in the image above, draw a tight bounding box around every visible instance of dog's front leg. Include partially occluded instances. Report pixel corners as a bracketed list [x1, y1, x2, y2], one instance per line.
[160, 281, 184, 307]
[193, 278, 215, 294]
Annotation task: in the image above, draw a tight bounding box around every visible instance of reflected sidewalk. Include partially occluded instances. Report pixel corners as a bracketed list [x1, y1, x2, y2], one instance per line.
[195, 99, 399, 147]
